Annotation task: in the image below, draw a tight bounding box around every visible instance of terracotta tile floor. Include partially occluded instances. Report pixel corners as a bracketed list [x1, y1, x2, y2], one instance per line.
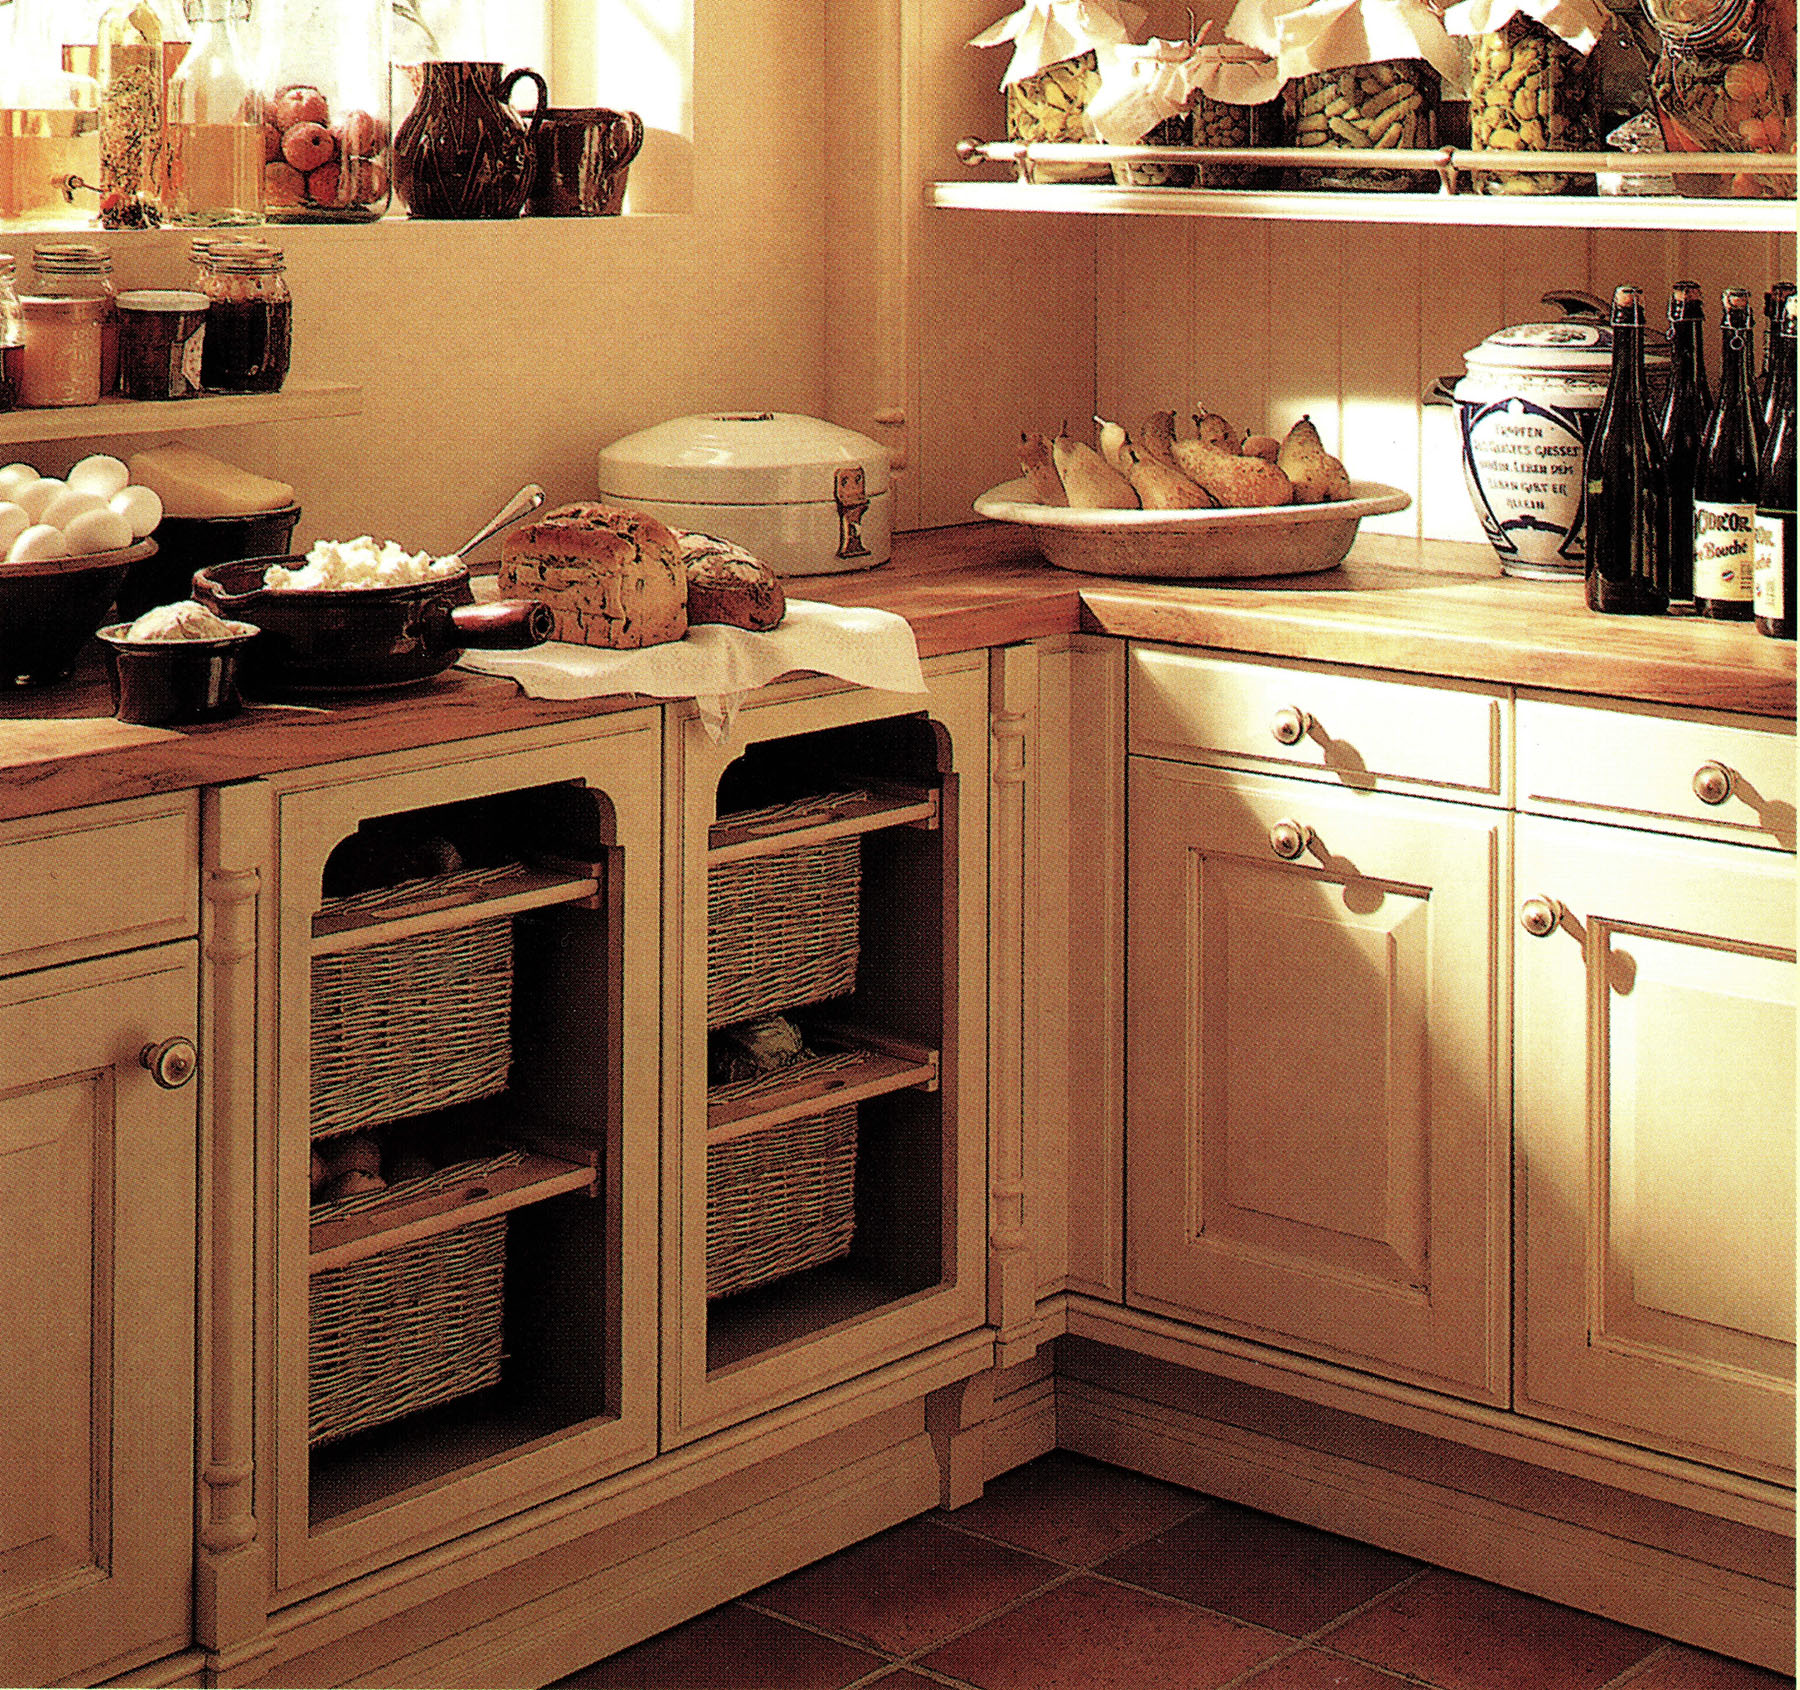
[554, 1452, 1794, 1690]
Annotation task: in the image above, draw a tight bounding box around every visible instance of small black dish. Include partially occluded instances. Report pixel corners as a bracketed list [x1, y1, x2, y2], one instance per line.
[97, 620, 260, 725]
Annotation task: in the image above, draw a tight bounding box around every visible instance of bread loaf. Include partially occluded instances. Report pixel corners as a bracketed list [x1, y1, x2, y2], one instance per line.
[498, 502, 687, 649]
[679, 531, 786, 630]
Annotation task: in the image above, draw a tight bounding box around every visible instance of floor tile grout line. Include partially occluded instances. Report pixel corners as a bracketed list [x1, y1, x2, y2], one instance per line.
[927, 1488, 1219, 1568]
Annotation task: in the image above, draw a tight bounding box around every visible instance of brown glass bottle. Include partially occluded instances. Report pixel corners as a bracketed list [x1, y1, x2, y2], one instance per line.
[1584, 284, 1670, 616]
[1660, 280, 1710, 607]
[1761, 281, 1794, 431]
[1753, 296, 1795, 639]
[1693, 288, 1763, 621]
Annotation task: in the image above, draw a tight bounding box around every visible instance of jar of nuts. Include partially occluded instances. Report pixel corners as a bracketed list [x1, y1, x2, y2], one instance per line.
[1285, 59, 1442, 189]
[1466, 15, 1598, 193]
[1190, 44, 1285, 188]
[1007, 51, 1112, 180]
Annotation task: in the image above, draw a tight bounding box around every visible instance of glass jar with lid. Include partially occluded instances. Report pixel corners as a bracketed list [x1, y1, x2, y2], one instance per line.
[1285, 59, 1442, 190]
[1642, 0, 1795, 195]
[1464, 15, 1599, 193]
[165, 0, 264, 225]
[28, 243, 120, 395]
[0, 257, 24, 412]
[200, 239, 291, 392]
[0, 1, 102, 224]
[258, 0, 393, 221]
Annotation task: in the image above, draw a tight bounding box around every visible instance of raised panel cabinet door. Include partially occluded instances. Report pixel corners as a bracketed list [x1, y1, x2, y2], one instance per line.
[1515, 814, 1796, 1482]
[0, 945, 198, 1687]
[1126, 759, 1510, 1403]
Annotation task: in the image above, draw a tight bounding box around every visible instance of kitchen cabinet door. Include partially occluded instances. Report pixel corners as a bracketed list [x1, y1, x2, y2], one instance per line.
[1514, 814, 1796, 1482]
[1126, 758, 1510, 1403]
[0, 945, 197, 1688]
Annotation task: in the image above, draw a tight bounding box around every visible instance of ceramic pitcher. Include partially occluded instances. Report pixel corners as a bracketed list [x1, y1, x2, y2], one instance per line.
[392, 60, 549, 219]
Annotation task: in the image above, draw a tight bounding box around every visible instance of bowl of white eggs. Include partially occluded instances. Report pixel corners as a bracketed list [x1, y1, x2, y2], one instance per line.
[0, 454, 166, 687]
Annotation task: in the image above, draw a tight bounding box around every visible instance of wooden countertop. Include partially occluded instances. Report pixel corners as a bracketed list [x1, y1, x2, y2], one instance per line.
[1, 522, 1790, 823]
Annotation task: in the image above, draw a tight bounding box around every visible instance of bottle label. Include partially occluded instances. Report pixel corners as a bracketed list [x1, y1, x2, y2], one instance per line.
[1693, 500, 1757, 601]
[1754, 513, 1787, 619]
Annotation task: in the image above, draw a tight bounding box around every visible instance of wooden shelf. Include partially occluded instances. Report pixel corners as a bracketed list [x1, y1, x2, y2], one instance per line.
[310, 862, 603, 953]
[929, 177, 1799, 232]
[707, 784, 939, 866]
[0, 381, 363, 447]
[707, 1030, 940, 1144]
[309, 1150, 594, 1273]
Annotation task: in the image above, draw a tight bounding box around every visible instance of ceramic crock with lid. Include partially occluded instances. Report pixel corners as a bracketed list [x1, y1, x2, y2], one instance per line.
[1451, 315, 1669, 578]
[596, 412, 892, 576]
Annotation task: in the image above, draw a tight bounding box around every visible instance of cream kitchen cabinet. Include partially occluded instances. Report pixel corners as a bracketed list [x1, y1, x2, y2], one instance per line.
[1513, 694, 1796, 1484]
[0, 793, 201, 1689]
[661, 657, 992, 1447]
[1124, 646, 1512, 1403]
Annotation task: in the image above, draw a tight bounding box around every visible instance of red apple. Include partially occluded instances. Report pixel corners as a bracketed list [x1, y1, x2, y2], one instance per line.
[342, 156, 389, 205]
[281, 120, 336, 174]
[272, 84, 331, 130]
[306, 159, 341, 206]
[263, 160, 305, 205]
[341, 108, 387, 158]
[262, 121, 282, 162]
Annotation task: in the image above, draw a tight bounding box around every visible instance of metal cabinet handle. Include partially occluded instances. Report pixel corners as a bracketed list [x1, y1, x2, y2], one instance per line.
[1692, 761, 1734, 807]
[1519, 897, 1564, 938]
[1271, 706, 1313, 746]
[1269, 819, 1314, 861]
[140, 1036, 198, 1090]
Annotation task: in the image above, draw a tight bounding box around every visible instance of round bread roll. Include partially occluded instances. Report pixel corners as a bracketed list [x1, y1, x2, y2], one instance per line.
[679, 532, 786, 630]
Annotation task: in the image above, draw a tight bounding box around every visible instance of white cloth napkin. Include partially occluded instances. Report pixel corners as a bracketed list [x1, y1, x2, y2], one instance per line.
[1443, 0, 1610, 53]
[970, 0, 1149, 87]
[456, 598, 929, 742]
[1228, 0, 1469, 94]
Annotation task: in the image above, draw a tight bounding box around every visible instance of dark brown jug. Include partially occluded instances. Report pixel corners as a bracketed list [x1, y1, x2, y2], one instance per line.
[392, 61, 549, 219]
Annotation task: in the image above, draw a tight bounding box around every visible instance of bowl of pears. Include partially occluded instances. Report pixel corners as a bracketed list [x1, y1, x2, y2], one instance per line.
[975, 410, 1410, 580]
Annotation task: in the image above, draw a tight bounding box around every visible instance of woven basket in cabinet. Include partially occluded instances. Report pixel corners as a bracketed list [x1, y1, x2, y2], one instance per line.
[308, 1149, 523, 1445]
[705, 1053, 861, 1299]
[706, 795, 862, 1030]
[310, 864, 518, 1139]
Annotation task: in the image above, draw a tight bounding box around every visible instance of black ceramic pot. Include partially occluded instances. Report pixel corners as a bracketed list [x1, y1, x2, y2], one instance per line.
[393, 61, 548, 219]
[97, 620, 259, 724]
[0, 540, 154, 687]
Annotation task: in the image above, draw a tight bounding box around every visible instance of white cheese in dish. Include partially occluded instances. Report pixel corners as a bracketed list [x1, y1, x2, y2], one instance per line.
[264, 535, 464, 590]
[125, 599, 241, 641]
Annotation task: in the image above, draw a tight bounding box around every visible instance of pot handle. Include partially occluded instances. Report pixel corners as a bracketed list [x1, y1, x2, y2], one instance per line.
[196, 569, 265, 607]
[502, 67, 551, 142]
[449, 598, 555, 649]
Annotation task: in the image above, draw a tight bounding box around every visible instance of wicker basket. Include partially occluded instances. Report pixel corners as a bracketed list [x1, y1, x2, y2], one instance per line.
[706, 1055, 862, 1298]
[308, 1150, 522, 1445]
[311, 864, 518, 1138]
[707, 796, 861, 1030]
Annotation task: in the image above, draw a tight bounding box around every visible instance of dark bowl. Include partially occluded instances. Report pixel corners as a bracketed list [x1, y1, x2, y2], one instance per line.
[97, 618, 260, 725]
[0, 540, 157, 687]
[117, 503, 303, 621]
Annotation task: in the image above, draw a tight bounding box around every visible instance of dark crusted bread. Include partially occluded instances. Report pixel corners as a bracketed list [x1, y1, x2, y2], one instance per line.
[498, 502, 687, 649]
[679, 531, 785, 631]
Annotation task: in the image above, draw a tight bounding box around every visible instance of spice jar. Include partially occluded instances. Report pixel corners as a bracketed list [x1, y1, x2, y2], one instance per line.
[28, 243, 120, 396]
[201, 240, 291, 393]
[258, 0, 394, 221]
[1466, 16, 1598, 192]
[16, 297, 110, 407]
[1285, 59, 1442, 189]
[0, 257, 23, 413]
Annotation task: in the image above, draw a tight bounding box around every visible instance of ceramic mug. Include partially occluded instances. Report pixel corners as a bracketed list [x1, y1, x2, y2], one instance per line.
[529, 107, 644, 216]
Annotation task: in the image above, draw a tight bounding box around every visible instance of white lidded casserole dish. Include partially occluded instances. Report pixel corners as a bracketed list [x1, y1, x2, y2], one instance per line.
[596, 411, 891, 577]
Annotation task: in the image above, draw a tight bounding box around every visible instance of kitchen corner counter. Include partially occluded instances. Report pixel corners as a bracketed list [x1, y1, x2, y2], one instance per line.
[1, 519, 1790, 823]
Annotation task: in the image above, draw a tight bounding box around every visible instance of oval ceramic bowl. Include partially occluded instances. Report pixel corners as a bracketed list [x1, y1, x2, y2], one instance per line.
[973, 479, 1413, 580]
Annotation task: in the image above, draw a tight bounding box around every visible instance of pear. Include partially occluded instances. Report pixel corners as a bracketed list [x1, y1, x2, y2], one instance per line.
[1052, 433, 1139, 509]
[1019, 431, 1068, 506]
[1125, 442, 1215, 510]
[1095, 415, 1133, 477]
[1193, 411, 1242, 453]
[1242, 434, 1282, 464]
[1170, 436, 1294, 508]
[1277, 415, 1354, 504]
[1140, 410, 1183, 470]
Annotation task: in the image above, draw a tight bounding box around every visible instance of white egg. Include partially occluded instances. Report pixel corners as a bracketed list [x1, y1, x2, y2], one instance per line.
[0, 503, 28, 554]
[7, 523, 70, 564]
[0, 464, 40, 502]
[60, 506, 134, 556]
[40, 485, 107, 530]
[111, 483, 163, 538]
[13, 477, 66, 523]
[67, 453, 130, 499]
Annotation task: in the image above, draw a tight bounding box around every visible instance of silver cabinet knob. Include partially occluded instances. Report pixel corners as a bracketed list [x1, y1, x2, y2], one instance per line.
[1519, 897, 1564, 938]
[140, 1037, 198, 1090]
[1271, 706, 1313, 746]
[1269, 819, 1313, 861]
[1692, 761, 1734, 807]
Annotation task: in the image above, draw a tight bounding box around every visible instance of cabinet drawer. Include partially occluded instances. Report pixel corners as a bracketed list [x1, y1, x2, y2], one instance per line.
[0, 793, 199, 975]
[1518, 694, 1795, 850]
[1129, 645, 1507, 800]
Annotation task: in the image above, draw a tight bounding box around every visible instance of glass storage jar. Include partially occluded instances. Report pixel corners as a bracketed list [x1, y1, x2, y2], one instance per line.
[16, 296, 109, 407]
[258, 0, 393, 221]
[0, 256, 23, 412]
[1467, 16, 1598, 192]
[200, 239, 290, 392]
[28, 243, 119, 395]
[1642, 0, 1795, 195]
[1006, 52, 1111, 180]
[165, 0, 264, 225]
[0, 1, 102, 225]
[1284, 59, 1441, 189]
[1190, 45, 1285, 189]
